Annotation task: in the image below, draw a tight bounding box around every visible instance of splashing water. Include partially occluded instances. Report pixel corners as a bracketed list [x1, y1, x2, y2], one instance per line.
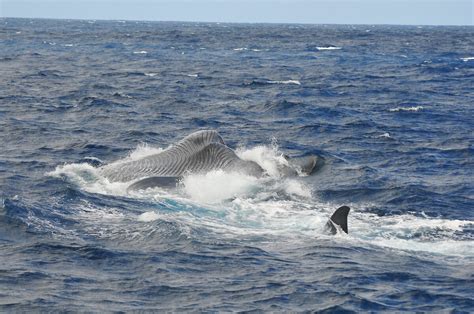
[48, 142, 474, 258]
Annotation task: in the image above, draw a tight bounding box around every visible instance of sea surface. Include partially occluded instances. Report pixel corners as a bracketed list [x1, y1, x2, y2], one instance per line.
[1, 18, 473, 311]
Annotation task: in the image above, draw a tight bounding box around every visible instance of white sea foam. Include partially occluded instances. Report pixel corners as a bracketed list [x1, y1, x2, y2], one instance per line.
[84, 156, 103, 163]
[233, 47, 248, 51]
[181, 170, 260, 204]
[266, 80, 301, 85]
[63, 44, 74, 47]
[76, 201, 125, 221]
[133, 50, 148, 54]
[316, 46, 342, 51]
[48, 144, 162, 196]
[144, 72, 158, 77]
[460, 57, 474, 62]
[128, 143, 165, 160]
[236, 144, 289, 178]
[48, 142, 474, 257]
[48, 163, 130, 196]
[186, 74, 198, 78]
[138, 211, 160, 222]
[278, 179, 312, 198]
[389, 106, 423, 112]
[350, 211, 474, 257]
[378, 132, 391, 138]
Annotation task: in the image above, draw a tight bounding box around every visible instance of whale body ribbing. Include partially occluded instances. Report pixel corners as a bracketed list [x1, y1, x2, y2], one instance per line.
[99, 130, 264, 183]
[99, 130, 323, 190]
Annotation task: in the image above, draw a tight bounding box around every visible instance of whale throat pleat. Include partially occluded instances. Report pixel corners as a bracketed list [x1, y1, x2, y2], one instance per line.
[99, 130, 240, 182]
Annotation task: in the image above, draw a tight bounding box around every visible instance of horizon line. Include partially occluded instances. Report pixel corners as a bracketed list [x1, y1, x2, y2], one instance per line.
[2, 16, 473, 27]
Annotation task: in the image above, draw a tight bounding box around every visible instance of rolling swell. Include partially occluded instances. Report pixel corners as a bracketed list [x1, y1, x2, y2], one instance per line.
[1, 19, 473, 311]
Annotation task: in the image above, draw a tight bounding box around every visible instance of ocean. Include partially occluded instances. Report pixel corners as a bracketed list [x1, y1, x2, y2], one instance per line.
[1, 18, 473, 311]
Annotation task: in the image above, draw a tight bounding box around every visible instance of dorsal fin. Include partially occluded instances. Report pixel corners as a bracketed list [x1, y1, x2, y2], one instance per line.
[325, 206, 350, 235]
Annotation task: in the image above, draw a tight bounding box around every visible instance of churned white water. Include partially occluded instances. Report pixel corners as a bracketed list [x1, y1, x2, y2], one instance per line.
[48, 142, 474, 258]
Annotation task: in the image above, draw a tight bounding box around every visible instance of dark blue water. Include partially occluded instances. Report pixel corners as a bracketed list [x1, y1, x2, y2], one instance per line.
[1, 18, 473, 311]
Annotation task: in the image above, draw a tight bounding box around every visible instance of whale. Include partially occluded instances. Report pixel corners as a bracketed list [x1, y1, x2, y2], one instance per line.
[98, 130, 349, 235]
[99, 130, 323, 191]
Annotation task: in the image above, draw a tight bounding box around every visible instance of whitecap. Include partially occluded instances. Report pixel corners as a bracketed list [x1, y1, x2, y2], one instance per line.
[389, 106, 423, 112]
[83, 156, 104, 163]
[266, 80, 301, 85]
[186, 74, 198, 78]
[144, 72, 158, 77]
[233, 47, 248, 51]
[460, 57, 474, 62]
[316, 46, 341, 51]
[133, 50, 148, 54]
[377, 132, 391, 138]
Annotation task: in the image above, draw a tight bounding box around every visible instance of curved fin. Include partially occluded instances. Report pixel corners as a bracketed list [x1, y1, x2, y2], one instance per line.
[127, 176, 181, 192]
[325, 206, 350, 235]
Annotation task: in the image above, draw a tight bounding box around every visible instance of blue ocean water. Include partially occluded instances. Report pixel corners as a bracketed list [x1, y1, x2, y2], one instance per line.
[1, 18, 473, 311]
